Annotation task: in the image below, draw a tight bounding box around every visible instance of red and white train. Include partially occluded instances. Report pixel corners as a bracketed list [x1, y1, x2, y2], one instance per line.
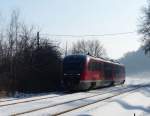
[63, 55, 125, 90]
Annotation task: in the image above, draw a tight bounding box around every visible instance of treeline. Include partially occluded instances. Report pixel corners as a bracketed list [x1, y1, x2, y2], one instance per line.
[0, 11, 62, 94]
[119, 48, 150, 76]
[0, 10, 107, 95]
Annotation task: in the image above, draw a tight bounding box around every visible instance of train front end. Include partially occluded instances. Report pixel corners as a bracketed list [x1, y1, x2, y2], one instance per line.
[62, 55, 86, 91]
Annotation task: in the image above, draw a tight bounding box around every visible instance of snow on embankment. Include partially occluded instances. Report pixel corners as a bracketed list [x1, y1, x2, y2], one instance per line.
[125, 72, 150, 85]
[62, 86, 150, 116]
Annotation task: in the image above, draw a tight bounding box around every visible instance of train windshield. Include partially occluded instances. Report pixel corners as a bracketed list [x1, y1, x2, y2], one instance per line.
[63, 55, 85, 73]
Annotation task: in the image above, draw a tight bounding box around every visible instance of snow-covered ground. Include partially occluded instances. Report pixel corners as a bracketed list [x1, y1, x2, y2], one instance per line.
[0, 76, 149, 116]
[60, 76, 150, 116]
[60, 85, 150, 116]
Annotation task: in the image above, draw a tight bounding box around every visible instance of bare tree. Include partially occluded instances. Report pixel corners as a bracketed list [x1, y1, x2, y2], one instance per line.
[71, 39, 106, 58]
[138, 0, 150, 55]
[7, 10, 20, 55]
[0, 10, 62, 93]
[0, 14, 5, 65]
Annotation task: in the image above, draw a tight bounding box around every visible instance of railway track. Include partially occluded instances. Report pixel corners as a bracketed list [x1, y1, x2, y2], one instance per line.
[17, 85, 142, 116]
[0, 84, 147, 115]
[0, 85, 124, 107]
[0, 92, 62, 103]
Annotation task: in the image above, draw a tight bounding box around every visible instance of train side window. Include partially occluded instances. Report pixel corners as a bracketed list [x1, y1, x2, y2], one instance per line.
[95, 62, 98, 71]
[93, 62, 97, 71]
[115, 66, 121, 78]
[98, 63, 102, 71]
[88, 62, 92, 71]
[88, 61, 94, 71]
[88, 61, 102, 71]
[94, 62, 101, 71]
[104, 63, 113, 78]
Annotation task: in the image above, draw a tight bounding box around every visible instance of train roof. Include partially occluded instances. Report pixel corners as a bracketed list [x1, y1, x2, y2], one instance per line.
[64, 54, 124, 67]
[87, 55, 124, 66]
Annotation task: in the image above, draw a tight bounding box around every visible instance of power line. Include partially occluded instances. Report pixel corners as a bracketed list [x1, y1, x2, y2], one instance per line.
[41, 31, 137, 37]
[0, 31, 138, 39]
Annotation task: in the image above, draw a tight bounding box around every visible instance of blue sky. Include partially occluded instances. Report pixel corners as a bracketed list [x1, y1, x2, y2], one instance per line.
[0, 0, 147, 59]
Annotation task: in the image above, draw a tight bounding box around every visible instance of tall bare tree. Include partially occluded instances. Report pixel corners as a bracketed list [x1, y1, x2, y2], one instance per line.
[0, 33, 3, 64]
[71, 39, 106, 58]
[138, 0, 150, 55]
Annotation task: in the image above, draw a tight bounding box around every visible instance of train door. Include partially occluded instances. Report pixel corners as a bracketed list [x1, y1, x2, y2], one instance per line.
[88, 60, 100, 81]
[113, 65, 122, 84]
[104, 63, 113, 83]
[87, 60, 104, 88]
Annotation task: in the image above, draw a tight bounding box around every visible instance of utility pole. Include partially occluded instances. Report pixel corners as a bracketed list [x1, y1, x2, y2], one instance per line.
[37, 32, 40, 49]
[65, 41, 68, 56]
